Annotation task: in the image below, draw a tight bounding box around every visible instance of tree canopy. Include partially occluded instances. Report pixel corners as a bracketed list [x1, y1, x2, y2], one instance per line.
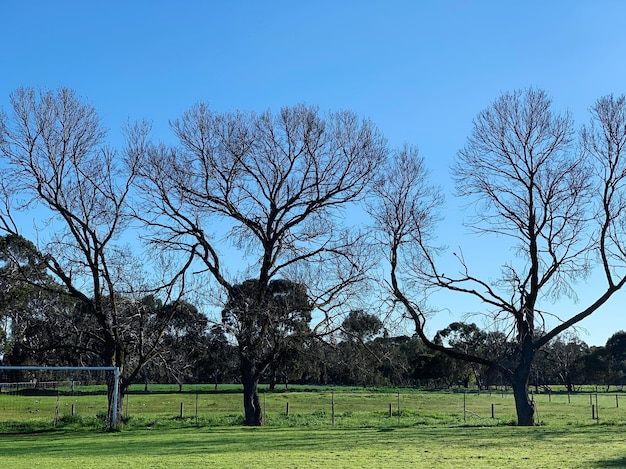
[371, 88, 626, 425]
[3, 87, 626, 428]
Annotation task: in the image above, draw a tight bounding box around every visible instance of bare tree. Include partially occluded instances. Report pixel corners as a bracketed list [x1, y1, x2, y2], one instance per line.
[135, 103, 386, 425]
[0, 87, 179, 429]
[371, 89, 626, 426]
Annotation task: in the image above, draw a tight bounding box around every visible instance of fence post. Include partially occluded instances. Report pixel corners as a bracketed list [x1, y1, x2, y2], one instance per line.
[179, 402, 184, 419]
[491, 403, 494, 419]
[54, 392, 60, 427]
[285, 401, 289, 417]
[388, 403, 392, 417]
[397, 391, 401, 425]
[331, 391, 335, 426]
[616, 395, 619, 408]
[195, 392, 199, 425]
[463, 392, 466, 422]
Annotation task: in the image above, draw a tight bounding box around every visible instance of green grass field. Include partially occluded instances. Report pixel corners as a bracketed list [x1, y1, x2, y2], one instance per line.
[1, 386, 625, 467]
[1, 425, 625, 468]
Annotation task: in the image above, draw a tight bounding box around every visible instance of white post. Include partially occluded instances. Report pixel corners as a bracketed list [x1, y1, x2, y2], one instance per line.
[112, 367, 120, 429]
[0, 366, 121, 429]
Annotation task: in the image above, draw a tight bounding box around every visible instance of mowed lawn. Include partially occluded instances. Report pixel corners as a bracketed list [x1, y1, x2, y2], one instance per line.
[1, 425, 625, 468]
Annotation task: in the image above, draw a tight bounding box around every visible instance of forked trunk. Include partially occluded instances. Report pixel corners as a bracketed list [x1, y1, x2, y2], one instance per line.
[241, 357, 264, 426]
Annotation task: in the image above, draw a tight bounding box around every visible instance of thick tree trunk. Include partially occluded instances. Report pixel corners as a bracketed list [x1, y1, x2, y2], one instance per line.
[241, 357, 264, 426]
[512, 377, 535, 426]
[511, 345, 536, 426]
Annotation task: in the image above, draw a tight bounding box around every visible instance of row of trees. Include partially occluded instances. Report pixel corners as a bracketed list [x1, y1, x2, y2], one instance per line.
[6, 272, 626, 394]
[2, 87, 626, 427]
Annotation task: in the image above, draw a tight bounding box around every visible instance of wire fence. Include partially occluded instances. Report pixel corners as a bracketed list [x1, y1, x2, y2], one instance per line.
[3, 384, 626, 429]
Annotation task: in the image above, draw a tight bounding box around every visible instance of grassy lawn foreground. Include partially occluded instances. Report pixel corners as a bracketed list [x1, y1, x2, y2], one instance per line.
[1, 425, 625, 468]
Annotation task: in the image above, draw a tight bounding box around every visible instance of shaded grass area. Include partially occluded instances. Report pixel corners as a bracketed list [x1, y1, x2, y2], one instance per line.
[1, 425, 625, 468]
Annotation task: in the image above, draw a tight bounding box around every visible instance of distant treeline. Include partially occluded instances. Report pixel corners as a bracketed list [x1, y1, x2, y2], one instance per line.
[5, 282, 626, 391]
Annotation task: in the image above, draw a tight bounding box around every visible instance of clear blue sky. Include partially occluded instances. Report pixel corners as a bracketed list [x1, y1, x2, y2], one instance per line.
[2, 0, 626, 346]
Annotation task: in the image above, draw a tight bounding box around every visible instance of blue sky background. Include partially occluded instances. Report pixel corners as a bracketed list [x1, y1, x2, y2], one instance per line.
[2, 0, 626, 346]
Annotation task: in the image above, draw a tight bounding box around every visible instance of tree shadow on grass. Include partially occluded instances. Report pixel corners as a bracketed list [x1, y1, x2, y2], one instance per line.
[591, 457, 626, 467]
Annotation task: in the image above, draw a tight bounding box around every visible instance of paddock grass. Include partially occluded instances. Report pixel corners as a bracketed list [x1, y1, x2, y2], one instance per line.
[2, 386, 626, 467]
[3, 384, 626, 430]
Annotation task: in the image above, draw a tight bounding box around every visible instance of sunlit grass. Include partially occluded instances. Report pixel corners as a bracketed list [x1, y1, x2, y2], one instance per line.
[2, 386, 626, 467]
[1, 424, 625, 468]
[3, 385, 626, 432]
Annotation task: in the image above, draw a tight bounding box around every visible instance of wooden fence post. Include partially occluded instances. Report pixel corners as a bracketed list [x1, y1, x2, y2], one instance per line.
[54, 393, 60, 427]
[463, 392, 467, 422]
[397, 392, 401, 425]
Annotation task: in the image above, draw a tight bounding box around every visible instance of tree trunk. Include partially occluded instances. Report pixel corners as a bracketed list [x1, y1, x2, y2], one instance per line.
[269, 370, 277, 391]
[241, 357, 264, 426]
[511, 349, 536, 426]
[512, 378, 535, 426]
[142, 369, 149, 392]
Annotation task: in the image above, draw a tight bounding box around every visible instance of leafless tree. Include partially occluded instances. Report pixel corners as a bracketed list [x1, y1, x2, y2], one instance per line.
[0, 87, 180, 429]
[371, 89, 626, 426]
[135, 103, 386, 425]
